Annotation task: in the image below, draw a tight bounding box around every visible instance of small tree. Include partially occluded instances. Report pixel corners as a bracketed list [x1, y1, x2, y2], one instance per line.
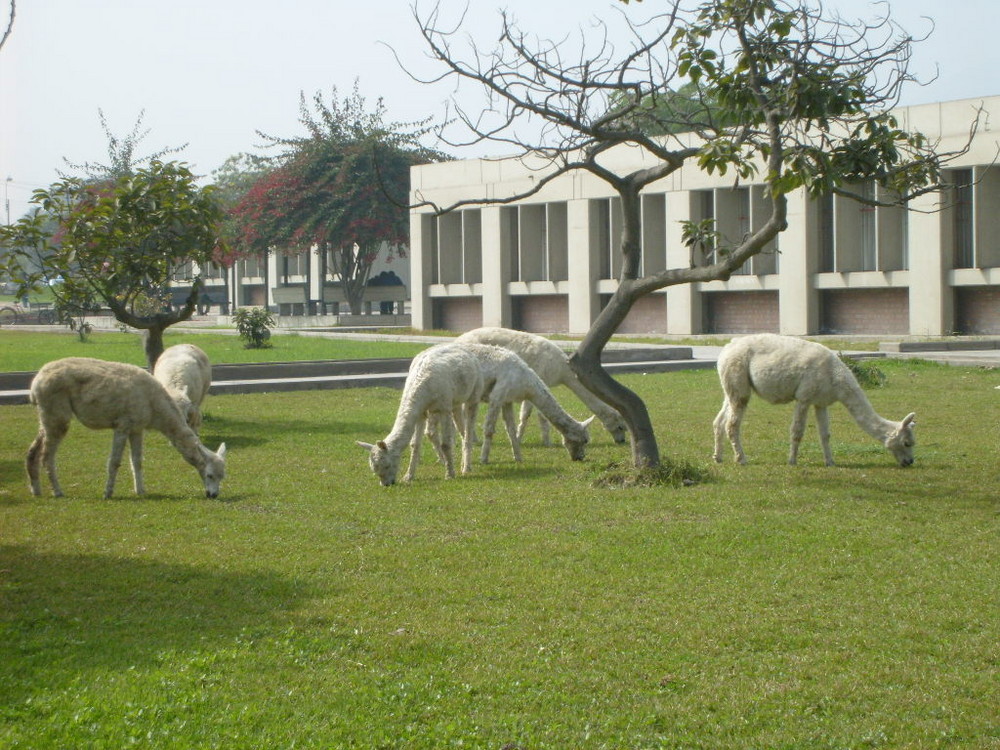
[232, 306, 275, 349]
[410, 0, 977, 469]
[0, 161, 227, 367]
[227, 82, 447, 314]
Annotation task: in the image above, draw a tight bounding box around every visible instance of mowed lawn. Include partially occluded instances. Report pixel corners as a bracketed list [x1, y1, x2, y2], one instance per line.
[0, 332, 997, 747]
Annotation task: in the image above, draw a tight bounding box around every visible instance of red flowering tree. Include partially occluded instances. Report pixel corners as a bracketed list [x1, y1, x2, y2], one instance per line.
[227, 84, 446, 313]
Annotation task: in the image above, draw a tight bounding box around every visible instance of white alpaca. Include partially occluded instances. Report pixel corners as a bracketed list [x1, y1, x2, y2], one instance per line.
[153, 344, 212, 433]
[357, 344, 483, 486]
[454, 342, 594, 465]
[26, 357, 228, 498]
[455, 327, 627, 445]
[712, 334, 916, 467]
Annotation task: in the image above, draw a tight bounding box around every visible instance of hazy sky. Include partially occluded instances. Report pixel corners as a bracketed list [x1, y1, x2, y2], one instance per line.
[2, 0, 997, 220]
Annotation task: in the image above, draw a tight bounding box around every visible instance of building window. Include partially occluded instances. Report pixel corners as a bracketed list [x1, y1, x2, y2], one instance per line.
[503, 207, 519, 281]
[818, 192, 835, 272]
[240, 255, 265, 278]
[952, 169, 974, 268]
[593, 199, 612, 279]
[860, 181, 877, 271]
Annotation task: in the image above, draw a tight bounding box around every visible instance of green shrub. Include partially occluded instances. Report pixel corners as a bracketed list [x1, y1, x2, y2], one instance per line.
[232, 307, 275, 349]
[839, 352, 887, 388]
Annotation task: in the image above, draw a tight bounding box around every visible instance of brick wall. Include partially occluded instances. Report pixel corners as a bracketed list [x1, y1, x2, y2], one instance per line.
[434, 297, 483, 332]
[607, 293, 668, 334]
[820, 289, 909, 334]
[514, 295, 569, 333]
[706, 291, 779, 334]
[956, 287, 1000, 334]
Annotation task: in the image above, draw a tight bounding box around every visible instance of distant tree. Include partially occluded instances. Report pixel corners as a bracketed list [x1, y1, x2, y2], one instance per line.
[226, 82, 448, 314]
[0, 161, 227, 367]
[0, 1, 13, 53]
[411, 0, 977, 469]
[61, 109, 187, 181]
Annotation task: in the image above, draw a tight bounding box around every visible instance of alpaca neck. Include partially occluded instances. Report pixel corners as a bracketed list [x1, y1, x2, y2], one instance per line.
[837, 377, 895, 442]
[382, 389, 429, 454]
[527, 382, 579, 435]
[154, 401, 208, 467]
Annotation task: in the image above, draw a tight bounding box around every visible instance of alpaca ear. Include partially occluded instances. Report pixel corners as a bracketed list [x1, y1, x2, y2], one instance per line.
[356, 441, 375, 451]
[901, 413, 916, 429]
[582, 415, 596, 427]
[216, 443, 227, 459]
[377, 440, 388, 450]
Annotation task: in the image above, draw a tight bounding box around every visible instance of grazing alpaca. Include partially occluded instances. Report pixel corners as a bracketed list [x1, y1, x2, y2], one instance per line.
[455, 342, 594, 465]
[153, 343, 212, 433]
[357, 344, 483, 486]
[26, 357, 228, 498]
[712, 334, 916, 467]
[455, 327, 627, 445]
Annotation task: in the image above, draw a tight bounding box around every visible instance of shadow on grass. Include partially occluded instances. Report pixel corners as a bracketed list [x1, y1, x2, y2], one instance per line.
[203, 413, 380, 451]
[0, 544, 314, 705]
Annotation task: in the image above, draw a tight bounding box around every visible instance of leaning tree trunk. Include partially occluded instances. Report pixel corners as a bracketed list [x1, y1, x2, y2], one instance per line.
[569, 185, 663, 468]
[107, 279, 201, 370]
[570, 283, 662, 468]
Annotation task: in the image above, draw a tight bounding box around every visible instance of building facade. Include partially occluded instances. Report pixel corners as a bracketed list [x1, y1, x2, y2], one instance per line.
[170, 243, 410, 319]
[408, 96, 1000, 336]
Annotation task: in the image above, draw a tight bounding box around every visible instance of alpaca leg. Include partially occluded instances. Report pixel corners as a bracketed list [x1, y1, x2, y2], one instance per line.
[423, 414, 447, 464]
[516, 401, 533, 442]
[712, 401, 729, 463]
[35, 415, 70, 497]
[105, 430, 128, 499]
[814, 405, 834, 466]
[724, 399, 749, 464]
[439, 412, 456, 478]
[26, 431, 46, 496]
[537, 412, 552, 447]
[480, 403, 500, 464]
[501, 402, 522, 462]
[128, 430, 144, 495]
[460, 403, 478, 473]
[405, 416, 426, 482]
[788, 401, 810, 466]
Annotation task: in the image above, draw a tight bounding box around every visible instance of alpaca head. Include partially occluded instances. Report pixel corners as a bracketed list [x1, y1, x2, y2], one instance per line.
[561, 415, 595, 461]
[199, 443, 227, 498]
[357, 440, 399, 486]
[884, 413, 916, 467]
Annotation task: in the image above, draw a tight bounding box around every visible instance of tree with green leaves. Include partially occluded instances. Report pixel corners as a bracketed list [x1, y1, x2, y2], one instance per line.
[0, 161, 227, 367]
[226, 82, 447, 314]
[412, 0, 977, 469]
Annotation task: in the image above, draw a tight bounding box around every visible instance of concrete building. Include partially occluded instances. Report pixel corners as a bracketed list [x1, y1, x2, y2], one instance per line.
[407, 96, 1000, 336]
[170, 242, 409, 322]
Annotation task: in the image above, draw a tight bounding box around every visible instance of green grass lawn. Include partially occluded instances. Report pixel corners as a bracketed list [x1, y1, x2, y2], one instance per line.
[0, 328, 430, 371]
[1, 355, 997, 747]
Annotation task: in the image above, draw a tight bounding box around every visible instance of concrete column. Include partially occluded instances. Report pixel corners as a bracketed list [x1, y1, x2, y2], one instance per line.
[778, 188, 819, 335]
[266, 252, 279, 308]
[567, 199, 598, 334]
[409, 211, 435, 330]
[907, 191, 952, 335]
[480, 206, 511, 328]
[665, 192, 702, 334]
